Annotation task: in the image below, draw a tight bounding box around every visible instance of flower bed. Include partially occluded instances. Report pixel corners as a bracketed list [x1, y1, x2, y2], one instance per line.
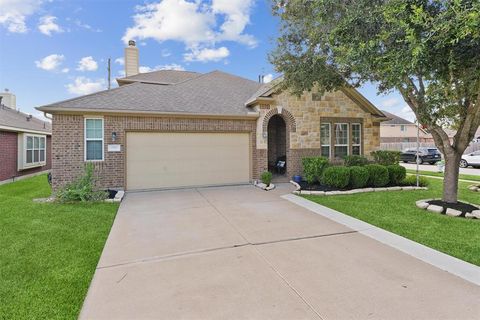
[416, 199, 480, 219]
[294, 154, 428, 196]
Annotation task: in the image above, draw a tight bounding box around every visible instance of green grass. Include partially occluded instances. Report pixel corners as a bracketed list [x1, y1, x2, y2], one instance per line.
[0, 175, 119, 319]
[406, 169, 480, 182]
[303, 178, 480, 266]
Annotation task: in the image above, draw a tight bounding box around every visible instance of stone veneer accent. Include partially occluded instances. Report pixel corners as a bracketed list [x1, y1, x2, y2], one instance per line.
[254, 89, 381, 178]
[51, 114, 259, 190]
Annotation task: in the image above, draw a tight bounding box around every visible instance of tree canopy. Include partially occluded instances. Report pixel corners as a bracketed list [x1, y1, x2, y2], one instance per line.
[270, 0, 480, 202]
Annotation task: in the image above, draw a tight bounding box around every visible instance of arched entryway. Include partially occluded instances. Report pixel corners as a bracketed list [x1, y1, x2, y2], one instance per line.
[267, 114, 287, 175]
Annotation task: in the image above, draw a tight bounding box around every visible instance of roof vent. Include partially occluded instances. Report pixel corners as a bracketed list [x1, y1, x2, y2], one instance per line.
[26, 114, 32, 121]
[128, 40, 136, 47]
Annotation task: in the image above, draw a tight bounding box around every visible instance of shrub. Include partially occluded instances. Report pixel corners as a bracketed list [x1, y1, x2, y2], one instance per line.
[387, 165, 406, 185]
[349, 166, 369, 189]
[322, 166, 351, 189]
[261, 171, 273, 186]
[56, 163, 107, 202]
[344, 155, 369, 167]
[401, 175, 430, 187]
[371, 150, 401, 165]
[302, 157, 329, 184]
[365, 164, 389, 187]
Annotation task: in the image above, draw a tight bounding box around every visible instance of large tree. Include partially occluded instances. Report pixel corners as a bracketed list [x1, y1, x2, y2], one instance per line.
[270, 0, 480, 203]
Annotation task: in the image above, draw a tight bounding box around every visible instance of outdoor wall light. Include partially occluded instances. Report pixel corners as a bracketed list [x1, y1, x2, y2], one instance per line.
[112, 132, 117, 142]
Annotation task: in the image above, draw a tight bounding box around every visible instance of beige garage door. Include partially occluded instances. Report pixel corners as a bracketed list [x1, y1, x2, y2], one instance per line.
[126, 132, 251, 190]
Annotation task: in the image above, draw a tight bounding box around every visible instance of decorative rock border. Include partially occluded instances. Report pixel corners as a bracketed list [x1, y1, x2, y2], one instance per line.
[254, 181, 275, 191]
[289, 180, 427, 196]
[416, 198, 480, 219]
[105, 190, 125, 203]
[468, 184, 480, 192]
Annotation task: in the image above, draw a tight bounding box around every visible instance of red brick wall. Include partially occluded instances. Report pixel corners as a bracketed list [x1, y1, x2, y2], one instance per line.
[0, 131, 51, 182]
[51, 114, 260, 190]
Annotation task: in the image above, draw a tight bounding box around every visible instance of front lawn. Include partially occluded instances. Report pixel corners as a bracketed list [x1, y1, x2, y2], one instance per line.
[0, 175, 119, 319]
[303, 178, 480, 266]
[405, 169, 480, 182]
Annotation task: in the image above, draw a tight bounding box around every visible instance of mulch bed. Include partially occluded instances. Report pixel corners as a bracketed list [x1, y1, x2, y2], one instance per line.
[427, 199, 478, 215]
[298, 181, 342, 192]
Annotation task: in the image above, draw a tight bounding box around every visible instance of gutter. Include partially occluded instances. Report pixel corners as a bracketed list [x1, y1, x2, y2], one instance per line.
[35, 107, 260, 120]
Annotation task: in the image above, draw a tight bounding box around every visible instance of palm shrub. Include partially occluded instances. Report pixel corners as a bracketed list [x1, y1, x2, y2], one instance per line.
[261, 171, 273, 186]
[56, 163, 107, 202]
[322, 166, 350, 189]
[349, 166, 369, 189]
[387, 165, 406, 185]
[365, 164, 389, 187]
[344, 155, 369, 167]
[371, 150, 401, 166]
[302, 157, 329, 185]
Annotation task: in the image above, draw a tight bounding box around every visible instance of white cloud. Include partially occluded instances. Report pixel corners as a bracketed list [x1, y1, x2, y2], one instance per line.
[61, 68, 69, 73]
[74, 19, 102, 32]
[0, 0, 43, 33]
[66, 77, 105, 95]
[114, 57, 125, 65]
[380, 97, 400, 108]
[35, 54, 65, 71]
[400, 105, 416, 122]
[77, 56, 98, 71]
[139, 63, 185, 73]
[33, 110, 51, 123]
[184, 47, 229, 62]
[38, 15, 63, 36]
[122, 0, 256, 63]
[263, 73, 274, 83]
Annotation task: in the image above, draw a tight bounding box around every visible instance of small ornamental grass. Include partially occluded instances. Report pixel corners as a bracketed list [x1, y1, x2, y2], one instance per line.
[56, 163, 107, 202]
[260, 171, 273, 186]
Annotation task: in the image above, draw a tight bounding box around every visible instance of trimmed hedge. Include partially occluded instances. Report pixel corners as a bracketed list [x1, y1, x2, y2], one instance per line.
[365, 164, 389, 187]
[371, 150, 401, 165]
[302, 157, 329, 184]
[344, 155, 369, 167]
[387, 165, 406, 185]
[401, 175, 430, 187]
[322, 166, 351, 189]
[349, 166, 369, 189]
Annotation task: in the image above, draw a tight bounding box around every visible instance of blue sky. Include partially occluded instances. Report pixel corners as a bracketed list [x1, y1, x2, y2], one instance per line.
[0, 0, 412, 122]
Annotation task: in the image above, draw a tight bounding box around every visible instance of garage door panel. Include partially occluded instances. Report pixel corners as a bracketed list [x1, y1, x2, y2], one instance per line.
[126, 132, 250, 190]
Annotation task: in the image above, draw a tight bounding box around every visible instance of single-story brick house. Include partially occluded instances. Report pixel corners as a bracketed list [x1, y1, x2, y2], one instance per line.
[0, 97, 52, 184]
[37, 41, 388, 191]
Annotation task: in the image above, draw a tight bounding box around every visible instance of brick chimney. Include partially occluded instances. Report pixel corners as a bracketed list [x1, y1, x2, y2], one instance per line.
[125, 40, 139, 77]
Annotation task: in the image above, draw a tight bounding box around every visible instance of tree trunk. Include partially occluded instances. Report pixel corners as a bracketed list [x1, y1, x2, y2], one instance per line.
[442, 152, 461, 203]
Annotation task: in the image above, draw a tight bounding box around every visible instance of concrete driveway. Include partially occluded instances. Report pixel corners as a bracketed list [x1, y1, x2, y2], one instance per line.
[81, 184, 479, 319]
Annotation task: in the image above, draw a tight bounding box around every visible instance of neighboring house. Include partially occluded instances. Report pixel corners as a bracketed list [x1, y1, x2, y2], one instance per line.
[0, 92, 52, 184]
[380, 111, 431, 143]
[37, 41, 387, 191]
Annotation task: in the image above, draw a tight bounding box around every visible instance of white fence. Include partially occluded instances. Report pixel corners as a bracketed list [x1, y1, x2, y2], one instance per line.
[380, 142, 480, 154]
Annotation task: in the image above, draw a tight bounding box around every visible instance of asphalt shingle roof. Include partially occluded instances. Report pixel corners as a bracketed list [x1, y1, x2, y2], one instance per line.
[0, 105, 51, 133]
[118, 69, 201, 84]
[381, 110, 413, 125]
[39, 70, 263, 115]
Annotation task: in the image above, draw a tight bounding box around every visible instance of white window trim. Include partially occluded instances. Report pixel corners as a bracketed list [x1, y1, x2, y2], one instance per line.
[320, 122, 331, 158]
[84, 117, 104, 162]
[21, 134, 47, 169]
[334, 123, 349, 158]
[352, 123, 361, 155]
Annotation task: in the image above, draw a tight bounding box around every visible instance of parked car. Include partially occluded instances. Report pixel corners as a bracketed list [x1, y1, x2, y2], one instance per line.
[400, 147, 442, 164]
[460, 151, 480, 168]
